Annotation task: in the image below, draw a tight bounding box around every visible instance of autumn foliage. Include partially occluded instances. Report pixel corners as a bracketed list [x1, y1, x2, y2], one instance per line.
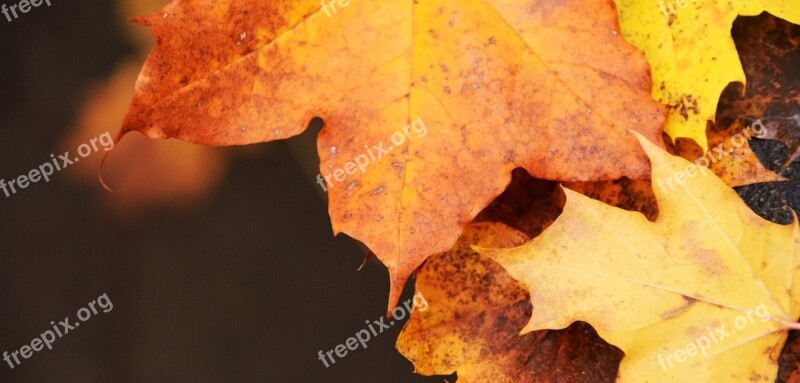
[119, 0, 799, 381]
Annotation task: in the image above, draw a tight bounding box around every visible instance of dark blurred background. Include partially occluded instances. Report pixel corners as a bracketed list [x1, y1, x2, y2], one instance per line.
[0, 1, 447, 382]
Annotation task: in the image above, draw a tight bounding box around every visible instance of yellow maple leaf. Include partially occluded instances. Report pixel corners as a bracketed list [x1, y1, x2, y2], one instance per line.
[669, 118, 787, 187]
[477, 135, 800, 382]
[615, 0, 800, 151]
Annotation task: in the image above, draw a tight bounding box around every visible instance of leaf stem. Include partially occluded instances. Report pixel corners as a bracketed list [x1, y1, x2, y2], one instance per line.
[779, 320, 800, 330]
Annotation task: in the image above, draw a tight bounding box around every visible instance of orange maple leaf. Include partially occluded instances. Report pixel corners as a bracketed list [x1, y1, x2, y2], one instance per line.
[121, 0, 665, 309]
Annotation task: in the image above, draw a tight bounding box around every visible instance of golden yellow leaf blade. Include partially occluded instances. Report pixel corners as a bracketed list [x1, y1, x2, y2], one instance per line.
[477, 135, 800, 382]
[616, 0, 800, 150]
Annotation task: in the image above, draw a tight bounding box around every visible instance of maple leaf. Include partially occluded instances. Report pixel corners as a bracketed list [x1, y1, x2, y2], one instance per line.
[121, 0, 665, 309]
[615, 0, 800, 151]
[669, 118, 786, 187]
[396, 222, 623, 383]
[473, 169, 659, 232]
[716, 13, 800, 169]
[477, 135, 800, 382]
[778, 332, 800, 382]
[563, 178, 658, 221]
[399, 172, 665, 382]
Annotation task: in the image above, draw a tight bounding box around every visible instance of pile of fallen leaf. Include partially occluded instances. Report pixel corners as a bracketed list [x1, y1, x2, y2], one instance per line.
[116, 0, 800, 381]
